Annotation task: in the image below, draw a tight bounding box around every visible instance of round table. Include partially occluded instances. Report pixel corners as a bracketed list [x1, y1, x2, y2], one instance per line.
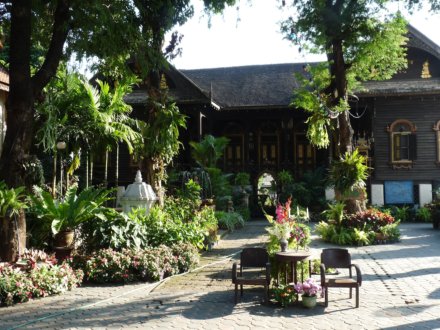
[275, 251, 311, 285]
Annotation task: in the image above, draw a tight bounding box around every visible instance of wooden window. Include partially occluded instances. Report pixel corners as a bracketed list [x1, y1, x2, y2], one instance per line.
[387, 119, 416, 169]
[295, 134, 316, 177]
[223, 122, 244, 172]
[258, 122, 279, 168]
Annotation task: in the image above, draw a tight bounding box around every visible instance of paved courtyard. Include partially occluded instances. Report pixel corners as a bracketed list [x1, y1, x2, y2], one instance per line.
[1, 221, 440, 329]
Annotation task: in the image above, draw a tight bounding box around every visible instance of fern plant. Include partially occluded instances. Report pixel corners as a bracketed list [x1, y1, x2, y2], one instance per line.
[0, 182, 28, 218]
[328, 150, 368, 196]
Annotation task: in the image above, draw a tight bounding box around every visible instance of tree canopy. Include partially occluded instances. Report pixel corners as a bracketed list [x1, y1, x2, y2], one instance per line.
[281, 0, 408, 155]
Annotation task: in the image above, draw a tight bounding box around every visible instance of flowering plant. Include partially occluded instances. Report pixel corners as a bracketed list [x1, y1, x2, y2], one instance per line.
[345, 208, 395, 232]
[266, 221, 292, 240]
[271, 284, 297, 307]
[293, 278, 322, 297]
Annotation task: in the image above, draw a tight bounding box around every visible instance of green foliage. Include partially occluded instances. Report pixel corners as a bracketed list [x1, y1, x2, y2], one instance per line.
[234, 172, 250, 187]
[316, 207, 400, 245]
[379, 221, 401, 241]
[315, 221, 335, 242]
[206, 167, 233, 210]
[36, 71, 142, 174]
[195, 206, 219, 245]
[235, 206, 251, 222]
[276, 168, 326, 211]
[29, 186, 112, 234]
[328, 150, 368, 196]
[416, 207, 431, 222]
[323, 201, 346, 225]
[291, 64, 334, 148]
[79, 208, 150, 252]
[20, 155, 45, 189]
[277, 170, 293, 190]
[178, 168, 212, 199]
[215, 211, 245, 231]
[0, 182, 27, 218]
[137, 101, 187, 177]
[189, 135, 230, 168]
[283, 1, 407, 152]
[390, 205, 411, 222]
[352, 228, 370, 246]
[176, 179, 202, 207]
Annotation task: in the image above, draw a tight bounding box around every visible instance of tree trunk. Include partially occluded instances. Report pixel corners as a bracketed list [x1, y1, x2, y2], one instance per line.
[0, 1, 70, 261]
[0, 211, 26, 262]
[327, 38, 353, 157]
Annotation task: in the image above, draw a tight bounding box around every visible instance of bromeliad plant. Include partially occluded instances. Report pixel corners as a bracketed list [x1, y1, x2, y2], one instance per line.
[30, 186, 113, 235]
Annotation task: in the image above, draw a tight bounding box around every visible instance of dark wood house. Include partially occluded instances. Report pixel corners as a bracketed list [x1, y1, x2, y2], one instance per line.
[120, 25, 440, 206]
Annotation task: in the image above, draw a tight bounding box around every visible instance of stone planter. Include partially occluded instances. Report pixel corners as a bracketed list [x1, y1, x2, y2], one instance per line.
[302, 295, 317, 308]
[53, 230, 74, 248]
[54, 246, 73, 262]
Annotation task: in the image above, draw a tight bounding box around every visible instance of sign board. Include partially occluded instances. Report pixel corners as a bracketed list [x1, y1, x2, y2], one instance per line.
[384, 181, 414, 204]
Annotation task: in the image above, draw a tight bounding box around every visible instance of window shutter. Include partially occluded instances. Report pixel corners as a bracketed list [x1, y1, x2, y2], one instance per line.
[409, 134, 417, 160]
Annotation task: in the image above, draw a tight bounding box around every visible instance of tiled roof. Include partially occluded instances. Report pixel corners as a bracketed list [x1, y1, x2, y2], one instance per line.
[181, 63, 312, 109]
[357, 78, 440, 97]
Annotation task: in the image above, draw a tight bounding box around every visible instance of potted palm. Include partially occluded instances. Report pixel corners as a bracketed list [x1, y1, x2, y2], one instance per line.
[30, 186, 112, 251]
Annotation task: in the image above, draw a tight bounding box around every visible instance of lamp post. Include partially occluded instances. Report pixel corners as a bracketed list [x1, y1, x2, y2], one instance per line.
[56, 141, 66, 196]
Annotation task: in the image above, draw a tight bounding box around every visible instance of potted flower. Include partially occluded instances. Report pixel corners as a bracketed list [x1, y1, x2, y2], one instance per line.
[271, 284, 297, 307]
[293, 278, 322, 308]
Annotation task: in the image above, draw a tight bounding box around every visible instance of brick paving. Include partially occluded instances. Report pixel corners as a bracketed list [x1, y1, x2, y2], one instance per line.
[1, 221, 440, 329]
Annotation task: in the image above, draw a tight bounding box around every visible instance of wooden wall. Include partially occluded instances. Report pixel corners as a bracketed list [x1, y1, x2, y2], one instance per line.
[372, 95, 440, 184]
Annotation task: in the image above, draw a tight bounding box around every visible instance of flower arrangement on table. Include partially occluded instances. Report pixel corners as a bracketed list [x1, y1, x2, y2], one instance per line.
[265, 198, 311, 252]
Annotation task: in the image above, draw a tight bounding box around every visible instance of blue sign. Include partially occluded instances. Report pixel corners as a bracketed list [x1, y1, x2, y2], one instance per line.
[384, 181, 414, 204]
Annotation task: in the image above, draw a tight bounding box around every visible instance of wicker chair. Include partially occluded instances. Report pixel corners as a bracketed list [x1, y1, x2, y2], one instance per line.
[320, 248, 362, 308]
[231, 247, 271, 304]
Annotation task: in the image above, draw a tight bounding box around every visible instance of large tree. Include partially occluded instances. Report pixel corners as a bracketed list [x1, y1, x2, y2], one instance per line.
[0, 0, 237, 261]
[282, 0, 408, 156]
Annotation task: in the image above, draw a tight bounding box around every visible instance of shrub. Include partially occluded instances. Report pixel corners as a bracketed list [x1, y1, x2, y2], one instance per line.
[171, 242, 200, 273]
[316, 208, 400, 246]
[235, 206, 251, 221]
[81, 245, 199, 284]
[416, 207, 431, 222]
[0, 256, 83, 306]
[345, 208, 395, 232]
[390, 205, 411, 222]
[83, 249, 133, 283]
[216, 211, 245, 231]
[79, 208, 149, 253]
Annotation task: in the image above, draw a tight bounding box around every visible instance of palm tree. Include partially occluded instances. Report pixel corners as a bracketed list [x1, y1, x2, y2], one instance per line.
[189, 135, 230, 168]
[36, 71, 142, 191]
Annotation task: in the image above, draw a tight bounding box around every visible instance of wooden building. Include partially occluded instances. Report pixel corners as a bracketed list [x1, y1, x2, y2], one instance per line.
[121, 25, 440, 206]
